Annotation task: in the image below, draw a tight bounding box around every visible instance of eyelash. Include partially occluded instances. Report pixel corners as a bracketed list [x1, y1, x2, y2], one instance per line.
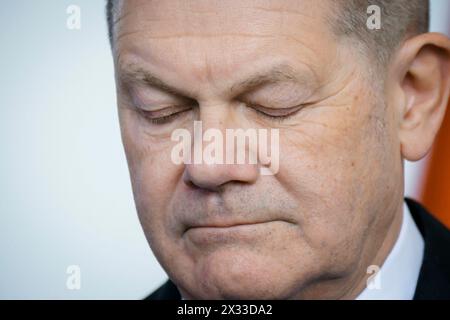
[138, 108, 191, 125]
[248, 104, 303, 123]
[137, 104, 302, 125]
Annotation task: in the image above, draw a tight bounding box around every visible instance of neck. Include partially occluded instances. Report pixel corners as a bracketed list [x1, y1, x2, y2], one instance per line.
[341, 199, 404, 299]
[293, 197, 404, 300]
[341, 199, 403, 300]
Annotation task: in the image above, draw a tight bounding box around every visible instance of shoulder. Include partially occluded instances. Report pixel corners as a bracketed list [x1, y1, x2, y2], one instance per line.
[406, 198, 450, 299]
[144, 279, 181, 300]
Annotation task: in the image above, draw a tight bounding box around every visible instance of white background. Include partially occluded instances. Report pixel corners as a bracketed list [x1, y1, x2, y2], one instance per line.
[0, 0, 449, 299]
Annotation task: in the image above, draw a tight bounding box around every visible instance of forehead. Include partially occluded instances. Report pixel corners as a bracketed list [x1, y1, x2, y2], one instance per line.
[113, 0, 339, 94]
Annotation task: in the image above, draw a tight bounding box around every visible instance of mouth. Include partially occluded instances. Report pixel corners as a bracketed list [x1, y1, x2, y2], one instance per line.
[186, 220, 275, 231]
[183, 220, 290, 245]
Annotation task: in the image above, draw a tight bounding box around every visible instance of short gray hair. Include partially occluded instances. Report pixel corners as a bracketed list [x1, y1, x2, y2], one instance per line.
[333, 0, 429, 65]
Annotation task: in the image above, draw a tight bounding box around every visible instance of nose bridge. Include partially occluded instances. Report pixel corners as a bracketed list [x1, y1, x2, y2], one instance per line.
[183, 101, 260, 191]
[199, 101, 231, 131]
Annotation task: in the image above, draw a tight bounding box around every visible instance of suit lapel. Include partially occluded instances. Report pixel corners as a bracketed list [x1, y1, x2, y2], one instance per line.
[406, 198, 450, 299]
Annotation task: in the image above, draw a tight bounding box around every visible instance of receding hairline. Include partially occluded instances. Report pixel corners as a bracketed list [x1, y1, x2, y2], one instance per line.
[106, 0, 430, 65]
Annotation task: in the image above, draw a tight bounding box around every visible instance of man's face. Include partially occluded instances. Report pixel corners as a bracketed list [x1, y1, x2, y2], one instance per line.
[114, 0, 403, 299]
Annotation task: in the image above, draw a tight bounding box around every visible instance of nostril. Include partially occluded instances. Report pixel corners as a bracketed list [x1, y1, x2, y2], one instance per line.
[182, 163, 260, 194]
[182, 165, 224, 192]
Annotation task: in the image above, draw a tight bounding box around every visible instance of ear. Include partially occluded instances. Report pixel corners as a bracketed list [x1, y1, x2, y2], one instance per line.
[391, 33, 450, 162]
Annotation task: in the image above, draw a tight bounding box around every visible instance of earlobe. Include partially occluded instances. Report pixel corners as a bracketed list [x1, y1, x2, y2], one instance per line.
[396, 33, 450, 162]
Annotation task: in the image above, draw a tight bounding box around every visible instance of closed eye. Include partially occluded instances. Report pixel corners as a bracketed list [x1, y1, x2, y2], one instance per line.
[137, 106, 193, 125]
[247, 103, 305, 122]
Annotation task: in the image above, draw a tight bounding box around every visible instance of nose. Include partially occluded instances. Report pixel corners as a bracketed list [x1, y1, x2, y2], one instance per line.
[182, 104, 260, 191]
[183, 162, 259, 191]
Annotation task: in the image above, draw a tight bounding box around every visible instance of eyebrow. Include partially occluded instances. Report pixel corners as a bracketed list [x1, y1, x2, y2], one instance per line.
[118, 63, 314, 99]
[119, 65, 195, 98]
[230, 64, 313, 95]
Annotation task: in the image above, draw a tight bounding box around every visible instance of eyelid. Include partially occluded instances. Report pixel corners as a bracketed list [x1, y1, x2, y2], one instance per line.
[137, 105, 193, 125]
[247, 103, 305, 118]
[137, 104, 192, 117]
[126, 83, 195, 113]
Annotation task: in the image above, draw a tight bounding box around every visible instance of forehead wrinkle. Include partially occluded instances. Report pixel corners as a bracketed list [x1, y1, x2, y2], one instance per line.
[115, 28, 319, 69]
[115, 31, 306, 45]
[114, 0, 330, 40]
[244, 5, 314, 18]
[113, 0, 323, 37]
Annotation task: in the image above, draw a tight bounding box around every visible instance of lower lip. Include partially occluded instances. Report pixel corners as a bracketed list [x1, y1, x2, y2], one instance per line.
[184, 221, 279, 245]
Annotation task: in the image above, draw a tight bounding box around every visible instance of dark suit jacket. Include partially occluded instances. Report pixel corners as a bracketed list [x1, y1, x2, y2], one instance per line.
[145, 198, 450, 300]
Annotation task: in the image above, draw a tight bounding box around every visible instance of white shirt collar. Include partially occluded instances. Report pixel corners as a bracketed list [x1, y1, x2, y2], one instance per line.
[356, 201, 425, 300]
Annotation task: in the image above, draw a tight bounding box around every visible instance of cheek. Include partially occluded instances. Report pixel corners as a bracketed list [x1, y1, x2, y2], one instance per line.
[275, 101, 389, 253]
[278, 111, 368, 202]
[119, 110, 182, 238]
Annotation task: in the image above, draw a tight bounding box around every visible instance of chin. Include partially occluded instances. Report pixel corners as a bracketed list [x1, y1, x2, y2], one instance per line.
[184, 248, 300, 299]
